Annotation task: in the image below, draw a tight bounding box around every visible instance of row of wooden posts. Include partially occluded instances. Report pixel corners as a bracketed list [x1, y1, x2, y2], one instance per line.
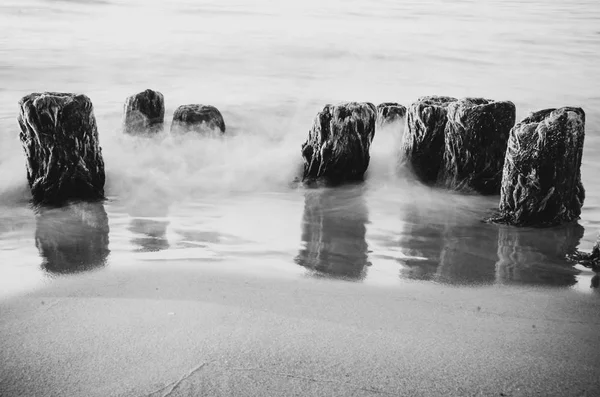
[16, 89, 585, 229]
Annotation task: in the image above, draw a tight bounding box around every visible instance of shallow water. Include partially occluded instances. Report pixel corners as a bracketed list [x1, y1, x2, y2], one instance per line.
[1, 0, 600, 298]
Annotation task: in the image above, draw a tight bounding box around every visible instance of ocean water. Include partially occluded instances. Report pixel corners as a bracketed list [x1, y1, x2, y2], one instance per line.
[1, 0, 600, 297]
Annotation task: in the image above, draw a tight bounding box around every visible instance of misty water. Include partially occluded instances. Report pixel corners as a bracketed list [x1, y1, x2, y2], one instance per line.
[1, 0, 600, 297]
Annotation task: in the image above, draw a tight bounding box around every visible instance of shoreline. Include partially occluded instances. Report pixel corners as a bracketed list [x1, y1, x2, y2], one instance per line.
[1, 262, 599, 396]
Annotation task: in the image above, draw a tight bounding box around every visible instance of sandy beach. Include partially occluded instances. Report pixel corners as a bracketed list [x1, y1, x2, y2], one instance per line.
[2, 0, 600, 396]
[1, 261, 599, 397]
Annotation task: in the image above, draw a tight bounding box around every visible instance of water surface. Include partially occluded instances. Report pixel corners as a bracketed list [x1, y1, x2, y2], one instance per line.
[1, 0, 600, 297]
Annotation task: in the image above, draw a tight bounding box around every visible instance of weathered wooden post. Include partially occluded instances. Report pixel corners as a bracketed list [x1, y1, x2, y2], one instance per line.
[440, 98, 515, 194]
[376, 102, 407, 127]
[301, 102, 376, 184]
[17, 92, 105, 204]
[170, 104, 226, 134]
[401, 96, 457, 183]
[123, 89, 165, 134]
[494, 107, 585, 226]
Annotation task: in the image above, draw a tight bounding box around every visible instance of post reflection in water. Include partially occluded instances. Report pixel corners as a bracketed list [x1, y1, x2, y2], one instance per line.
[398, 206, 444, 282]
[438, 220, 499, 285]
[128, 218, 169, 253]
[124, 189, 171, 253]
[496, 223, 584, 287]
[398, 202, 498, 285]
[592, 271, 599, 289]
[295, 186, 370, 281]
[35, 202, 110, 275]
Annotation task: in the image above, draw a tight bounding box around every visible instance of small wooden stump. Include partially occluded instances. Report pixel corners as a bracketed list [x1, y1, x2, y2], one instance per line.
[123, 89, 165, 135]
[376, 102, 407, 127]
[170, 104, 226, 135]
[301, 102, 376, 184]
[35, 202, 110, 275]
[440, 98, 515, 194]
[402, 96, 457, 183]
[17, 92, 105, 205]
[494, 107, 585, 226]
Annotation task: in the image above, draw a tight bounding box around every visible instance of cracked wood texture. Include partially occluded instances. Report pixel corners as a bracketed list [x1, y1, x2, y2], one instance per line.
[376, 102, 406, 127]
[402, 96, 457, 183]
[301, 102, 376, 184]
[123, 89, 165, 135]
[496, 107, 585, 226]
[170, 104, 226, 134]
[17, 92, 106, 205]
[440, 98, 515, 194]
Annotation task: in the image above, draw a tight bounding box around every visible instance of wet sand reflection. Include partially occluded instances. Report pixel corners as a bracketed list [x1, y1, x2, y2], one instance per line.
[128, 218, 170, 252]
[124, 190, 171, 253]
[396, 194, 582, 287]
[398, 207, 444, 282]
[35, 202, 110, 275]
[496, 223, 584, 287]
[437, 220, 498, 285]
[296, 187, 370, 281]
[398, 202, 497, 285]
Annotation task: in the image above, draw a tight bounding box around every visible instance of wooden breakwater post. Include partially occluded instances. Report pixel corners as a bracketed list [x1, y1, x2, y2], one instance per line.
[402, 96, 457, 183]
[170, 104, 226, 135]
[493, 107, 585, 226]
[440, 98, 515, 194]
[123, 89, 165, 135]
[301, 102, 376, 184]
[18, 92, 105, 204]
[376, 102, 407, 127]
[402, 96, 515, 194]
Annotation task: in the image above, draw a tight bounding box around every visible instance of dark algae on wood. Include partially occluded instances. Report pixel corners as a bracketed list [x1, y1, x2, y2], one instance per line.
[440, 98, 515, 194]
[123, 89, 165, 134]
[493, 107, 585, 227]
[301, 102, 376, 184]
[170, 104, 226, 134]
[402, 96, 457, 183]
[17, 92, 106, 205]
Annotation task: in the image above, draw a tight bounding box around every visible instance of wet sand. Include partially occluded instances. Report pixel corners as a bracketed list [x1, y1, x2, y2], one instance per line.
[1, 262, 599, 397]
